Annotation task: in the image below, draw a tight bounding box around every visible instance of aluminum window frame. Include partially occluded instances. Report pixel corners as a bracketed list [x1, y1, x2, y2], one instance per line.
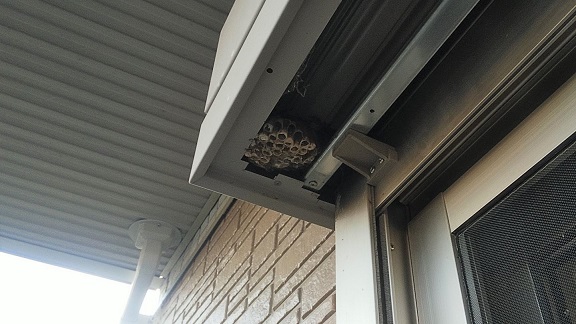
[406, 70, 576, 324]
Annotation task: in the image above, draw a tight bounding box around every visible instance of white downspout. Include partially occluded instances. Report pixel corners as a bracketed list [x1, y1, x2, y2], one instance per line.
[121, 220, 181, 324]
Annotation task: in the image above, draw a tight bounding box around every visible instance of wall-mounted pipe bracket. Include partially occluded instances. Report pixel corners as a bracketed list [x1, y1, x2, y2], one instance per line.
[127, 220, 181, 251]
[122, 220, 181, 324]
[332, 129, 397, 185]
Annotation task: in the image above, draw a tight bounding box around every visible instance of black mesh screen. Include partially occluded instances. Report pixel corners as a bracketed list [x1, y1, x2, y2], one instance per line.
[457, 138, 576, 324]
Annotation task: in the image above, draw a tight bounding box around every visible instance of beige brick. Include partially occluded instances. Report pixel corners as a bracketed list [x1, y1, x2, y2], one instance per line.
[238, 204, 263, 229]
[204, 300, 226, 324]
[301, 252, 336, 316]
[227, 271, 249, 311]
[227, 206, 255, 242]
[208, 205, 239, 251]
[180, 260, 206, 297]
[189, 262, 215, 307]
[215, 244, 235, 274]
[278, 217, 301, 243]
[275, 214, 293, 233]
[274, 236, 335, 307]
[206, 211, 239, 269]
[279, 307, 300, 324]
[215, 231, 253, 292]
[180, 284, 209, 317]
[253, 209, 281, 245]
[213, 247, 235, 291]
[197, 246, 208, 268]
[224, 299, 246, 324]
[187, 291, 213, 324]
[275, 220, 304, 256]
[182, 235, 208, 270]
[222, 260, 249, 298]
[153, 202, 336, 324]
[236, 285, 272, 324]
[248, 267, 273, 304]
[233, 206, 266, 249]
[252, 225, 276, 272]
[263, 290, 299, 324]
[250, 254, 275, 293]
[275, 225, 333, 291]
[238, 202, 258, 228]
[174, 294, 194, 322]
[251, 221, 302, 286]
[173, 310, 184, 324]
[301, 293, 335, 324]
[210, 261, 249, 318]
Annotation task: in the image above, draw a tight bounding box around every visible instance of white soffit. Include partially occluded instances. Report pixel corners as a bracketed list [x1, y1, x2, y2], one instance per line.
[0, 0, 233, 285]
[190, 0, 340, 228]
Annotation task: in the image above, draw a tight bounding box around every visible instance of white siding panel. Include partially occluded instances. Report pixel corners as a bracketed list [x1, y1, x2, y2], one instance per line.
[0, 0, 233, 282]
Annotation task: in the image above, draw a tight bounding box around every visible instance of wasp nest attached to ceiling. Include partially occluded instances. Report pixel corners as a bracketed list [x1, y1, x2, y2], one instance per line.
[244, 117, 318, 171]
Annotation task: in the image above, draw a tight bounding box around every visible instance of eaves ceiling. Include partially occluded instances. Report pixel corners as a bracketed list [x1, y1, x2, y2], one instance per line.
[0, 0, 233, 284]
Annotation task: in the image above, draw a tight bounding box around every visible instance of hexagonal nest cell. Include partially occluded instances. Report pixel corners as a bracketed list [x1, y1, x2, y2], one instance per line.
[244, 117, 318, 171]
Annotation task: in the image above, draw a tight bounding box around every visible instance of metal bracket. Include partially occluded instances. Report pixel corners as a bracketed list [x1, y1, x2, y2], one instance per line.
[332, 129, 397, 185]
[304, 0, 479, 190]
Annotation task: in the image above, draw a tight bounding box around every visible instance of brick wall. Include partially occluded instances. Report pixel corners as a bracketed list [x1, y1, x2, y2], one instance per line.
[153, 200, 336, 324]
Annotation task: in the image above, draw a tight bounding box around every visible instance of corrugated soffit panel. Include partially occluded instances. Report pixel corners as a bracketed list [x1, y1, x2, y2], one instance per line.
[0, 0, 233, 283]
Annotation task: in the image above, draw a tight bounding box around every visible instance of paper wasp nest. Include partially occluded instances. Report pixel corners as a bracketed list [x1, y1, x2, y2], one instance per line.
[244, 117, 318, 171]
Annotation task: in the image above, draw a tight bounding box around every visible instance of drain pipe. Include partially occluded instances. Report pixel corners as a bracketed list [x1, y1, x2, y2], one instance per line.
[121, 220, 181, 324]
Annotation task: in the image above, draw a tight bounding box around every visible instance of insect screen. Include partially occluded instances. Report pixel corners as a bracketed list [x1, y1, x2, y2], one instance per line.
[457, 137, 576, 324]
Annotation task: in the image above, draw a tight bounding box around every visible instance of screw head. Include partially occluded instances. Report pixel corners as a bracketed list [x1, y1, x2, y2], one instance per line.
[309, 180, 318, 187]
